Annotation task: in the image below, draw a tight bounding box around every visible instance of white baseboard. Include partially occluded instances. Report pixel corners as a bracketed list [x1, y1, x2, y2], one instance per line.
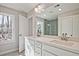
[0, 48, 18, 55]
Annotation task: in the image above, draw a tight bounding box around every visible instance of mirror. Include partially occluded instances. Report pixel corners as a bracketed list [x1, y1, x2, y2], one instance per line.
[36, 3, 79, 37]
[36, 17, 58, 36]
[36, 4, 58, 36]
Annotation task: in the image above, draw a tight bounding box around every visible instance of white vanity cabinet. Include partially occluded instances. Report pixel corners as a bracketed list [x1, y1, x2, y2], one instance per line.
[25, 38, 35, 56]
[25, 38, 79, 56]
[34, 41, 42, 56]
[25, 38, 42, 56]
[42, 43, 79, 56]
[29, 39, 35, 50]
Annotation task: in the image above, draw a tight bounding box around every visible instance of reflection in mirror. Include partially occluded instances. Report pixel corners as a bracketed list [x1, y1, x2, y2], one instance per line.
[44, 19, 58, 35]
[36, 17, 58, 36]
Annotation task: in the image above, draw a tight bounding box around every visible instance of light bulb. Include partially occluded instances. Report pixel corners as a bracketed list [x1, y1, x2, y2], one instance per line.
[35, 8, 38, 12]
[59, 8, 62, 11]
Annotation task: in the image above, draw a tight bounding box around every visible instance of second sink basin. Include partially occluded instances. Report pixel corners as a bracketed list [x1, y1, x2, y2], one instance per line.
[50, 40, 74, 46]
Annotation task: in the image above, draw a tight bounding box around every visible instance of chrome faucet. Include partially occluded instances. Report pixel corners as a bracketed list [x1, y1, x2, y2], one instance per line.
[61, 33, 70, 41]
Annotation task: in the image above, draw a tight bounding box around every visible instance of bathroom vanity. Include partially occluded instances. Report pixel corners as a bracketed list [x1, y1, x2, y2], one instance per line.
[25, 36, 79, 56]
[25, 4, 79, 56]
[25, 14, 79, 56]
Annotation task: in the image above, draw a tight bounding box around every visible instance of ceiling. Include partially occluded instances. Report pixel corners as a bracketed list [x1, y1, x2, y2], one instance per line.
[0, 3, 39, 13]
[37, 3, 79, 20]
[1, 3, 79, 20]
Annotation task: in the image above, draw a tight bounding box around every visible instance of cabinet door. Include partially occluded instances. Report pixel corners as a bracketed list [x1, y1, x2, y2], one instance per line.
[34, 47, 41, 56]
[25, 39, 34, 56]
[73, 15, 79, 37]
[35, 41, 41, 48]
[42, 50, 55, 56]
[62, 16, 73, 37]
[42, 44, 79, 56]
[29, 39, 34, 46]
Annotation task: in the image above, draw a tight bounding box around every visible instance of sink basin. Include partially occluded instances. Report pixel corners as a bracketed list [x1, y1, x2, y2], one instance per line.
[50, 40, 74, 46]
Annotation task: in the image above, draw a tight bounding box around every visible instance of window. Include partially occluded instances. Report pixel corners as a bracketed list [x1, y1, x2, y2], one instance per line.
[0, 15, 12, 40]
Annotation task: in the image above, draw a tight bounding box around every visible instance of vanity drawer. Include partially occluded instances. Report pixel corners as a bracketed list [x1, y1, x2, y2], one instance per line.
[35, 41, 42, 48]
[42, 50, 56, 56]
[34, 52, 41, 56]
[35, 47, 41, 53]
[34, 47, 41, 56]
[42, 44, 79, 56]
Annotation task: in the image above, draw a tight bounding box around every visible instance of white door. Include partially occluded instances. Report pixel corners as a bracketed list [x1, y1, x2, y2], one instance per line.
[62, 16, 73, 37]
[19, 15, 26, 52]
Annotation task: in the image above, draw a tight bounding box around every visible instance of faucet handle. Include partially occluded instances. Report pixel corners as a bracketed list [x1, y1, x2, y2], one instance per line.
[62, 33, 64, 36]
[70, 35, 72, 37]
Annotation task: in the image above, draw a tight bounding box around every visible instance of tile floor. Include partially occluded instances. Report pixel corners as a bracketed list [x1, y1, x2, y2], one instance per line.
[1, 50, 25, 56]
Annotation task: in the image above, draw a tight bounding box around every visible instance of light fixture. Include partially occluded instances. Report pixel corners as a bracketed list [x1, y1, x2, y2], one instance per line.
[59, 8, 62, 11]
[37, 22, 40, 25]
[35, 8, 38, 12]
[34, 5, 44, 13]
[38, 5, 42, 9]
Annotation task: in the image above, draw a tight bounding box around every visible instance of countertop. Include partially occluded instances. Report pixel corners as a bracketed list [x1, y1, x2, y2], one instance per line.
[25, 36, 79, 54]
